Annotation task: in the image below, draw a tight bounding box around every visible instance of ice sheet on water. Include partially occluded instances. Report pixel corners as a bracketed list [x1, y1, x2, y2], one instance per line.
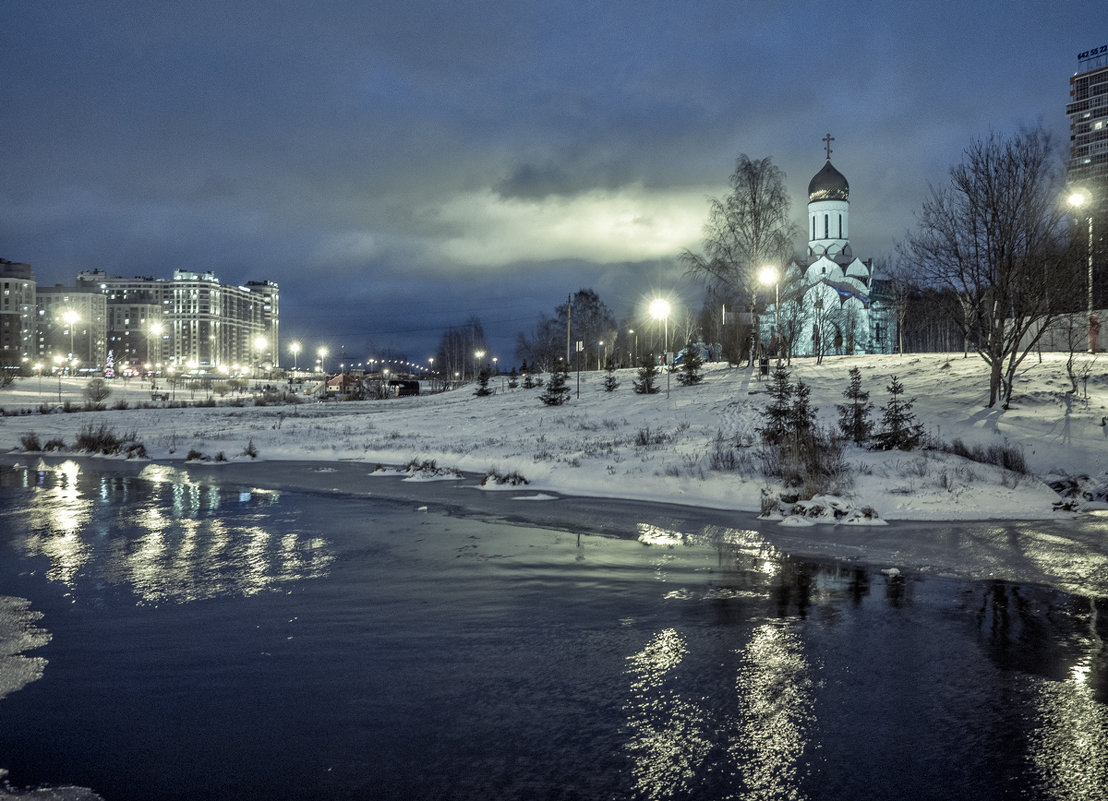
[0, 599, 98, 800]
[0, 596, 50, 701]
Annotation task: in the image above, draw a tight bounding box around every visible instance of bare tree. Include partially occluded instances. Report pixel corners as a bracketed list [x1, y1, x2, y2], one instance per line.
[902, 125, 1080, 407]
[681, 155, 797, 303]
[436, 316, 486, 381]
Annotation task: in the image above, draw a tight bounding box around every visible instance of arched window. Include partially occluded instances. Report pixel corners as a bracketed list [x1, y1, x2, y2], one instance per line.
[838, 215, 842, 239]
[823, 214, 829, 239]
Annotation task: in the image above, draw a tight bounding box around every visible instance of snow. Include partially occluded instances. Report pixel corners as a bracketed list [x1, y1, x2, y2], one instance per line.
[1, 353, 1106, 523]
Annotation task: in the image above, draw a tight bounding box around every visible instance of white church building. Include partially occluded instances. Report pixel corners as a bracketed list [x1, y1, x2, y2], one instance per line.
[764, 136, 891, 358]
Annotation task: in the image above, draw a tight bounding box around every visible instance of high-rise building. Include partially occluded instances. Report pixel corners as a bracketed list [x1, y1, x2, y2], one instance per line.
[36, 285, 109, 371]
[76, 269, 279, 373]
[1066, 44, 1108, 308]
[0, 259, 36, 368]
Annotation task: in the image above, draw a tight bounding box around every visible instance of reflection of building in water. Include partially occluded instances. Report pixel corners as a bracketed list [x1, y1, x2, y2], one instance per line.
[15, 461, 333, 604]
[19, 460, 92, 586]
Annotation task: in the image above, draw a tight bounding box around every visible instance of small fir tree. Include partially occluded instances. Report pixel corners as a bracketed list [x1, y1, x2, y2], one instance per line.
[676, 340, 704, 386]
[758, 364, 793, 445]
[522, 370, 536, 389]
[632, 354, 661, 394]
[539, 368, 571, 406]
[474, 368, 493, 397]
[787, 379, 817, 435]
[836, 367, 874, 444]
[873, 375, 924, 450]
[603, 360, 620, 392]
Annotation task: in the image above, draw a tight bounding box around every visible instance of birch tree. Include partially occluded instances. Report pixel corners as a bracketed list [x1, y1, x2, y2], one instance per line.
[902, 126, 1080, 407]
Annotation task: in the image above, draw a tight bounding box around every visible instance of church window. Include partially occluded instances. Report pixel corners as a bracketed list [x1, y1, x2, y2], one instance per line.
[838, 215, 842, 239]
[823, 214, 829, 239]
[811, 217, 815, 240]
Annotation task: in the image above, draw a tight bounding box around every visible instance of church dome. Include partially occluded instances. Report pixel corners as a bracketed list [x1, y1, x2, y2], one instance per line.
[808, 161, 849, 203]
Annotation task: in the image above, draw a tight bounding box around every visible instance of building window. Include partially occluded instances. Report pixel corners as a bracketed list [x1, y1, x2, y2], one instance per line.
[824, 214, 829, 239]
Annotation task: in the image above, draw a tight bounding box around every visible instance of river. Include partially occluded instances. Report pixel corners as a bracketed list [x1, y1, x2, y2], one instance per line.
[0, 458, 1105, 800]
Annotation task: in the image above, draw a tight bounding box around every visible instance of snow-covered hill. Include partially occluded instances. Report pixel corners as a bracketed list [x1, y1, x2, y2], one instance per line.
[2, 353, 1106, 521]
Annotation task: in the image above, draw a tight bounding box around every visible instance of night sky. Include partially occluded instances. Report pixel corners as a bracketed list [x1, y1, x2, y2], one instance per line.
[2, 1, 1104, 366]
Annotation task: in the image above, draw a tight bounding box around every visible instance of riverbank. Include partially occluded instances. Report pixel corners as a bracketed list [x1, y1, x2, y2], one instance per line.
[3, 354, 1106, 523]
[5, 453, 1108, 598]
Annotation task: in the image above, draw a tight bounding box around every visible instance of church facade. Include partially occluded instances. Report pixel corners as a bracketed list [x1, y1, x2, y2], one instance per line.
[763, 137, 892, 358]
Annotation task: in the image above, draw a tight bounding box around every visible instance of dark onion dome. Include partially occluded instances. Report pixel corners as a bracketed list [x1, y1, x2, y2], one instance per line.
[808, 160, 849, 203]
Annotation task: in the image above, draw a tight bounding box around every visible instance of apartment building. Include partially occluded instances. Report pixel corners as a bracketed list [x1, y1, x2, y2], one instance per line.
[0, 259, 36, 368]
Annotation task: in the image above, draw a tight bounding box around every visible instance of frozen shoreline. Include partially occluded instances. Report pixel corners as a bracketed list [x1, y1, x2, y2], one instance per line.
[5, 453, 1108, 598]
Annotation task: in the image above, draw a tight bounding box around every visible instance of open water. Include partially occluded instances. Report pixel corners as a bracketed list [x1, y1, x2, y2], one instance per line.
[0, 459, 1105, 800]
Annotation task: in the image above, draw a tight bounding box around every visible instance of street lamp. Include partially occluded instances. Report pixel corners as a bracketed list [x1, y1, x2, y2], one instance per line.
[317, 347, 328, 375]
[758, 265, 780, 360]
[1069, 190, 1097, 353]
[649, 298, 671, 397]
[62, 310, 79, 359]
[289, 341, 301, 374]
[253, 336, 268, 378]
[598, 340, 605, 371]
[474, 349, 485, 380]
[53, 355, 63, 403]
[148, 321, 163, 369]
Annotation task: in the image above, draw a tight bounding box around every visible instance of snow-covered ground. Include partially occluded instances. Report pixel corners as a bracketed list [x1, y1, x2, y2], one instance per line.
[1, 353, 1106, 522]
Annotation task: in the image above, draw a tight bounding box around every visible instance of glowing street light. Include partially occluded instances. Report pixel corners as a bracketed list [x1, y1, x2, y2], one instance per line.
[62, 310, 79, 359]
[317, 347, 328, 375]
[289, 341, 302, 373]
[649, 298, 671, 397]
[474, 349, 485, 380]
[147, 321, 164, 369]
[1069, 190, 1097, 353]
[758, 265, 780, 360]
[53, 355, 64, 402]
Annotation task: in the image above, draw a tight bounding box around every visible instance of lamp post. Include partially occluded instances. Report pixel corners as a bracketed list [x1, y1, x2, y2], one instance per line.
[1069, 191, 1097, 353]
[147, 322, 163, 371]
[62, 310, 79, 360]
[253, 336, 268, 379]
[649, 298, 671, 397]
[598, 340, 605, 371]
[53, 355, 63, 403]
[289, 341, 301, 374]
[758, 265, 780, 361]
[34, 362, 43, 400]
[317, 347, 328, 376]
[474, 349, 485, 380]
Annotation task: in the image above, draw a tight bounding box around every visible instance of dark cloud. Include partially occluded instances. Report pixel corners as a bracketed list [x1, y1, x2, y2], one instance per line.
[1, 0, 1103, 361]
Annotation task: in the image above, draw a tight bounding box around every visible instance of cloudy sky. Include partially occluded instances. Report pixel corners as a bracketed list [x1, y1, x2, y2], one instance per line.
[1, 1, 1104, 365]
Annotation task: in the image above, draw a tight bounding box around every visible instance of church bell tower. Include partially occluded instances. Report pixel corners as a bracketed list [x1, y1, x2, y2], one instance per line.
[807, 133, 851, 263]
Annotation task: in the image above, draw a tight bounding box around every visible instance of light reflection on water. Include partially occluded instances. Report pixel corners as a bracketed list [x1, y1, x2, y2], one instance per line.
[10, 459, 333, 604]
[732, 623, 814, 800]
[0, 461, 1105, 800]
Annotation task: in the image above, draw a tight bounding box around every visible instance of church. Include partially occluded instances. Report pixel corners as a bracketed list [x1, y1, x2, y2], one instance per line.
[764, 136, 891, 358]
